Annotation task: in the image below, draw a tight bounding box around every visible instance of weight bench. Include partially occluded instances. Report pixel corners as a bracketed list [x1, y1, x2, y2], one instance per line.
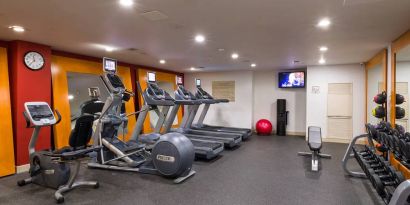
[298, 126, 331, 171]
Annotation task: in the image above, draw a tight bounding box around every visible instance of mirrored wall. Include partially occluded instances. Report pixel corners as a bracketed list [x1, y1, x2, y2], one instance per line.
[67, 72, 109, 119]
[366, 50, 387, 124]
[393, 32, 410, 131]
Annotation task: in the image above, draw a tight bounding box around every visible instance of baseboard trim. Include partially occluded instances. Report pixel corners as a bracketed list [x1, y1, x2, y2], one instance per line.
[16, 164, 30, 173]
[286, 131, 306, 136]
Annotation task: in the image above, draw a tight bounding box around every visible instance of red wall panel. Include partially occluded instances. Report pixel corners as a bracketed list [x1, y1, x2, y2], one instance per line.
[8, 41, 52, 166]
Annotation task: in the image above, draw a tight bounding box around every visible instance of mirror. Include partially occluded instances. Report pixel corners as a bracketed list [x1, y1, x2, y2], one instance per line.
[395, 44, 410, 131]
[366, 50, 387, 124]
[67, 72, 110, 128]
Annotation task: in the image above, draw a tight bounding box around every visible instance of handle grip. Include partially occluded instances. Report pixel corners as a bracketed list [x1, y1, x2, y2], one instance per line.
[55, 109, 62, 124]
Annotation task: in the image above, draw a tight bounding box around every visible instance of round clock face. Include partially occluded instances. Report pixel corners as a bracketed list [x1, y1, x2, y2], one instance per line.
[24, 51, 45, 70]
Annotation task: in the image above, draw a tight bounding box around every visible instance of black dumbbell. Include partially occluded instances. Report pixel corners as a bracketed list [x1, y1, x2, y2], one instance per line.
[371, 172, 404, 198]
[363, 156, 390, 175]
[370, 166, 405, 183]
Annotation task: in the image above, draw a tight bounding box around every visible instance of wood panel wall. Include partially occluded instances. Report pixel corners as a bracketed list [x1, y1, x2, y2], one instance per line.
[0, 47, 15, 177]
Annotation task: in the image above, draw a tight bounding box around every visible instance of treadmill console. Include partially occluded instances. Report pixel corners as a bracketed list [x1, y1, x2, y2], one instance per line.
[24, 102, 56, 126]
[146, 72, 172, 101]
[107, 73, 125, 89]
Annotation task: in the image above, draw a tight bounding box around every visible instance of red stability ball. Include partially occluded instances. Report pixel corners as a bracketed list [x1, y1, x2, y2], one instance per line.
[256, 119, 272, 135]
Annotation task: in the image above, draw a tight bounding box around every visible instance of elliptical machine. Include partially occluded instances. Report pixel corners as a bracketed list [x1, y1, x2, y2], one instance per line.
[87, 62, 195, 183]
[17, 102, 101, 203]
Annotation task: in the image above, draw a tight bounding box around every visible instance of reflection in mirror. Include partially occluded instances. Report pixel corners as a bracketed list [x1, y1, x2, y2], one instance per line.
[67, 72, 109, 119]
[395, 45, 410, 131]
[367, 64, 384, 124]
[148, 81, 178, 128]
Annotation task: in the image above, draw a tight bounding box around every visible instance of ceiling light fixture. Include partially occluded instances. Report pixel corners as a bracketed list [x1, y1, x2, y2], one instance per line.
[319, 46, 328, 52]
[159, 59, 166, 64]
[8, 25, 25, 32]
[190, 67, 196, 71]
[119, 0, 134, 7]
[231, 53, 239, 59]
[318, 58, 326, 64]
[195, 34, 205, 43]
[317, 18, 331, 28]
[251, 63, 257, 68]
[105, 46, 115, 52]
[68, 95, 74, 100]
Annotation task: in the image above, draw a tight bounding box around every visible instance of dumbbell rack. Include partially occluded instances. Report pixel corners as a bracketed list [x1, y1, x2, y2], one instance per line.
[342, 134, 410, 205]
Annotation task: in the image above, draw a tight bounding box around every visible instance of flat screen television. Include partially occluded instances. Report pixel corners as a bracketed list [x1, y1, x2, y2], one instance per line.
[278, 71, 305, 88]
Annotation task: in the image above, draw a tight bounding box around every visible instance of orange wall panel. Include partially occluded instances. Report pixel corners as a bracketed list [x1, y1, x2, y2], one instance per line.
[0, 47, 16, 176]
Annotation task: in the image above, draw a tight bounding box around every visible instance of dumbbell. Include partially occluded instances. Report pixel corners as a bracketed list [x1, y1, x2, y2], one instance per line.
[356, 152, 376, 170]
[371, 172, 405, 198]
[369, 166, 405, 182]
[363, 156, 390, 176]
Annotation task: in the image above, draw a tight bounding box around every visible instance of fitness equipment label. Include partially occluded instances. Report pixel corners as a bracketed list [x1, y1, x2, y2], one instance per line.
[156, 155, 175, 163]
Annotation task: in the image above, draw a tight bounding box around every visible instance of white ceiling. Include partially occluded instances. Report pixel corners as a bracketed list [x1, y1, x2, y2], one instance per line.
[0, 0, 409, 72]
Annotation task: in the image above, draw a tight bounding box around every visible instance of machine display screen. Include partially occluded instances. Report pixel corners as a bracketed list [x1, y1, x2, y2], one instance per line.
[103, 57, 117, 73]
[148, 72, 156, 82]
[27, 105, 53, 119]
[278, 71, 305, 88]
[176, 76, 183, 85]
[195, 79, 201, 86]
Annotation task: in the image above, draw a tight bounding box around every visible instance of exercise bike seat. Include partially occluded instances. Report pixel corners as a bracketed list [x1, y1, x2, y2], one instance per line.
[308, 126, 322, 151]
[48, 146, 102, 161]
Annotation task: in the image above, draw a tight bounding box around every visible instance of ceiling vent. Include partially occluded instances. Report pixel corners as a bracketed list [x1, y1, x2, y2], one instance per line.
[140, 11, 168, 21]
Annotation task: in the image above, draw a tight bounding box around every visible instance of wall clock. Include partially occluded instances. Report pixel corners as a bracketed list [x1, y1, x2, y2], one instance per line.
[24, 51, 45, 71]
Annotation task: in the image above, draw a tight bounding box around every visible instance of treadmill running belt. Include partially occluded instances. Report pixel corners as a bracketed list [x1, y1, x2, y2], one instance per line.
[192, 140, 223, 150]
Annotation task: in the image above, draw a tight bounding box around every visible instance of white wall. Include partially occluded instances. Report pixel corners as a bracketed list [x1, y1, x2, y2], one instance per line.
[253, 70, 306, 134]
[184, 71, 254, 129]
[184, 70, 307, 134]
[306, 64, 365, 142]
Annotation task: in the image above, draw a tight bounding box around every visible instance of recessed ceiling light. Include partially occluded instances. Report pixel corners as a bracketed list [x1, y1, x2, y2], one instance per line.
[218, 48, 225, 52]
[190, 67, 196, 71]
[68, 94, 74, 100]
[231, 53, 239, 59]
[317, 18, 331, 28]
[195, 34, 205, 43]
[251, 63, 257, 68]
[319, 46, 328, 52]
[119, 0, 134, 7]
[8, 25, 25, 32]
[159, 59, 166, 64]
[318, 58, 326, 64]
[105, 46, 115, 52]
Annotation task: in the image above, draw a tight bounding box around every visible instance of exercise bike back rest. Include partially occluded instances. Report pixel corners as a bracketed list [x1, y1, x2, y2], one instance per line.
[23, 109, 62, 128]
[69, 114, 95, 150]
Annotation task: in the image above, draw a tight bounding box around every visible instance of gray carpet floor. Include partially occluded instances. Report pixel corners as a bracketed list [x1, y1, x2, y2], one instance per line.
[0, 135, 384, 205]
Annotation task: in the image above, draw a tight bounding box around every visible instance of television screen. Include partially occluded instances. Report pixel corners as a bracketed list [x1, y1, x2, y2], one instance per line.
[278, 71, 305, 88]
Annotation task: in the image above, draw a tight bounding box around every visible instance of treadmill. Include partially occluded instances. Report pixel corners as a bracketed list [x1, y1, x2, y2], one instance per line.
[162, 76, 242, 149]
[136, 72, 224, 160]
[191, 79, 252, 140]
